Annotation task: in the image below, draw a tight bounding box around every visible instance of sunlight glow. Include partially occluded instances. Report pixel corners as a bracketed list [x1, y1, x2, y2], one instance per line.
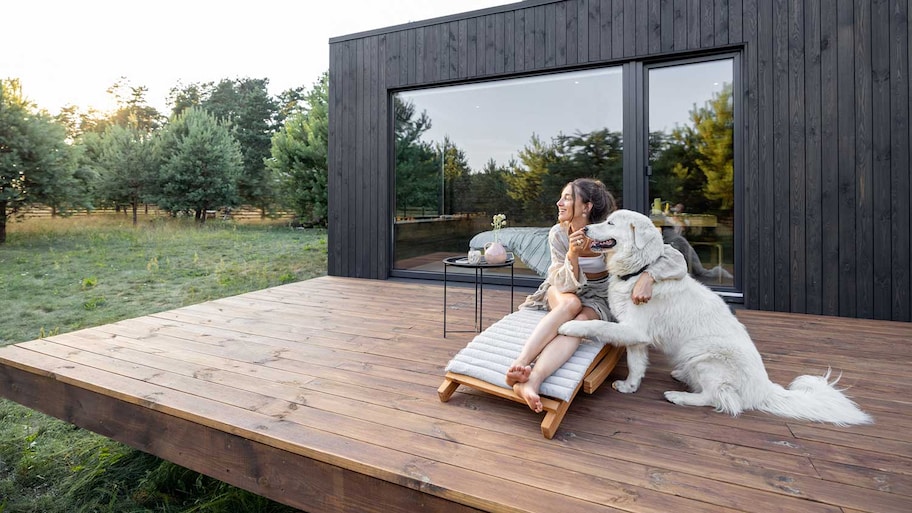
[4, 0, 515, 115]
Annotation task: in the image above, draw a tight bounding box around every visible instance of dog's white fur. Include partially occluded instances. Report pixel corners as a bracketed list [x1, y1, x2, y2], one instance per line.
[558, 209, 873, 425]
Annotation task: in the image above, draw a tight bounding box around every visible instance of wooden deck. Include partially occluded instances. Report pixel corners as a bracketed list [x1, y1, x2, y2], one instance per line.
[0, 276, 909, 513]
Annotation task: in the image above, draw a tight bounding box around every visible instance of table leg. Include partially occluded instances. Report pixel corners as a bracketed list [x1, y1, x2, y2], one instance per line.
[476, 267, 483, 332]
[511, 262, 514, 310]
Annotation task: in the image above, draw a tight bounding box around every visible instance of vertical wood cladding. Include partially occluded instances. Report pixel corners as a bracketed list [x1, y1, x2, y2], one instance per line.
[328, 0, 912, 322]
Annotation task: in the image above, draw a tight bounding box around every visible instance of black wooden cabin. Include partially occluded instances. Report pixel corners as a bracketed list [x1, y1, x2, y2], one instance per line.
[327, 0, 911, 322]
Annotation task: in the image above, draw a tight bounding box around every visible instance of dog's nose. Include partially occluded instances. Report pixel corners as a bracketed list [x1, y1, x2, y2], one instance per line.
[582, 226, 589, 234]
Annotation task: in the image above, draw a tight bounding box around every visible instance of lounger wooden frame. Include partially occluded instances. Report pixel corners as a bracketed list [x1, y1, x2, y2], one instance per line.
[438, 345, 625, 439]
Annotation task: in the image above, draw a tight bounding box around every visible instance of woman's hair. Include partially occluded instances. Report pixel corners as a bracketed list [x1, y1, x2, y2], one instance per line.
[570, 178, 616, 223]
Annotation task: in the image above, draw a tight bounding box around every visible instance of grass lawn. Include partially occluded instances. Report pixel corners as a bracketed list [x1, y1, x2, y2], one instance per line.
[0, 214, 325, 513]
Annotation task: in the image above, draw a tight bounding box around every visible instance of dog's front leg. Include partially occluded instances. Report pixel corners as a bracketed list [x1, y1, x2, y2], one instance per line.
[613, 344, 648, 393]
[558, 320, 651, 346]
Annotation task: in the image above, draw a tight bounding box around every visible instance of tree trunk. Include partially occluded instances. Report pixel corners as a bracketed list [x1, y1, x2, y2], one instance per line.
[132, 201, 139, 226]
[0, 201, 7, 244]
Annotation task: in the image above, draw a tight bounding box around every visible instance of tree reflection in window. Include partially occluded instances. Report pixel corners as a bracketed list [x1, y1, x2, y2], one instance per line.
[648, 58, 735, 287]
[392, 68, 626, 275]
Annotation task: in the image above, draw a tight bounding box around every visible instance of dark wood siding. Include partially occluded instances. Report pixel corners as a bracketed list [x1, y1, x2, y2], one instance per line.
[328, 0, 912, 322]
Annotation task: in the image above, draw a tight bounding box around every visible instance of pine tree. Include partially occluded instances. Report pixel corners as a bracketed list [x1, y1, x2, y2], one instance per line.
[0, 79, 83, 242]
[153, 107, 243, 222]
[268, 73, 329, 226]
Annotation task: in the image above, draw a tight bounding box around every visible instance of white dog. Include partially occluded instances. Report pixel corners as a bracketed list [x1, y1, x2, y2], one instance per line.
[558, 209, 873, 425]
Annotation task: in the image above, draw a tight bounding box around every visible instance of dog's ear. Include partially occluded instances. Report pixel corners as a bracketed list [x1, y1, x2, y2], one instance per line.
[630, 222, 647, 251]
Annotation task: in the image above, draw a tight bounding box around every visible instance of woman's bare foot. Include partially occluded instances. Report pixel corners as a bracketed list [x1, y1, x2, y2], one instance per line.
[513, 381, 543, 413]
[505, 364, 532, 387]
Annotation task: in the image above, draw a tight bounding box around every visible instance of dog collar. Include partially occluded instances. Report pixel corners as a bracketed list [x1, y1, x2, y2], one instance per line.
[618, 265, 650, 281]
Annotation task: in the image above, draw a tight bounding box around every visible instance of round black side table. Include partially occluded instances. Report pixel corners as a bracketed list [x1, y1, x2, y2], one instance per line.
[442, 255, 514, 337]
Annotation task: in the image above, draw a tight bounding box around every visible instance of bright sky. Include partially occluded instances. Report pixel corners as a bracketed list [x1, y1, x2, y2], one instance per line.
[4, 0, 515, 115]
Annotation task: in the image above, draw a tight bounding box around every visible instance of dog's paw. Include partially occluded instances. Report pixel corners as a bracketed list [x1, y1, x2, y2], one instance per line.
[612, 379, 640, 394]
[670, 369, 686, 382]
[557, 320, 588, 338]
[664, 391, 687, 404]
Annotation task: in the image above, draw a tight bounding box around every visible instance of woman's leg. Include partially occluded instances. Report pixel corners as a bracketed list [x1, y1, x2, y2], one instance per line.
[513, 307, 600, 412]
[506, 288, 583, 387]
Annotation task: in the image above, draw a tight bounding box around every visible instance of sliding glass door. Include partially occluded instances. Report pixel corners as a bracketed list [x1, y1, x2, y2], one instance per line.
[647, 58, 737, 289]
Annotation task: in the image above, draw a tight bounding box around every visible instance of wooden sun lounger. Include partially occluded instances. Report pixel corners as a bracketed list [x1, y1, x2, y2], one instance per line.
[438, 345, 623, 438]
[437, 308, 624, 439]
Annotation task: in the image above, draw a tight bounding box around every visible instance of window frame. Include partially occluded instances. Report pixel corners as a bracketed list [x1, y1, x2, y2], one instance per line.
[388, 51, 744, 300]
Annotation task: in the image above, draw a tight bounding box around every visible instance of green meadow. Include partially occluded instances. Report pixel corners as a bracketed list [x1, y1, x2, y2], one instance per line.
[0, 214, 326, 512]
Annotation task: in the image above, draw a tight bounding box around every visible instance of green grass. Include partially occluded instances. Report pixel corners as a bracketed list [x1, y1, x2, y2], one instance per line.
[0, 214, 326, 512]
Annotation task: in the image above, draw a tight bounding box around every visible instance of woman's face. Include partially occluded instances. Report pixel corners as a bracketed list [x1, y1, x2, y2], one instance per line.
[556, 184, 587, 225]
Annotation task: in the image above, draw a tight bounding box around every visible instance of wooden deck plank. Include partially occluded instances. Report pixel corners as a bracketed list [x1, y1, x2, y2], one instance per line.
[569, 387, 911, 473]
[0, 276, 909, 513]
[90, 317, 450, 392]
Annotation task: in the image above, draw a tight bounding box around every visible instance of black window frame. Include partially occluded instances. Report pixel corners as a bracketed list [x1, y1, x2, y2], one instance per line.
[389, 50, 744, 301]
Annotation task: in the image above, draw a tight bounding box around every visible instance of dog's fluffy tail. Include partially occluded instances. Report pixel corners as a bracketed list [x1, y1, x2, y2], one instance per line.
[758, 369, 873, 426]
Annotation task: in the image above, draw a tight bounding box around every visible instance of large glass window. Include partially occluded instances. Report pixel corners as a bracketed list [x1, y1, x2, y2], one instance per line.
[393, 68, 623, 279]
[647, 58, 736, 288]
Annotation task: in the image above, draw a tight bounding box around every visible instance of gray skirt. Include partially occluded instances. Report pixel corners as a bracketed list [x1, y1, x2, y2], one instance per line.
[576, 274, 614, 322]
[520, 274, 614, 322]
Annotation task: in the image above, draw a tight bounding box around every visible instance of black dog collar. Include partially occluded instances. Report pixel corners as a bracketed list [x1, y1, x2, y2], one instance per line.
[618, 265, 650, 281]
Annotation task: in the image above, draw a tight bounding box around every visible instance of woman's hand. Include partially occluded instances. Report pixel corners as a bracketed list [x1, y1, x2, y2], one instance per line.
[567, 228, 589, 256]
[631, 272, 655, 305]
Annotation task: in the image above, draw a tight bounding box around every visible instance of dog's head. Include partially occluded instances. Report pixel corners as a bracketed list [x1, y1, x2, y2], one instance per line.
[584, 209, 665, 276]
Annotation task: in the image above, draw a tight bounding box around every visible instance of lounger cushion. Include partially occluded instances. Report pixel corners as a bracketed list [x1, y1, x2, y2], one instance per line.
[445, 308, 607, 402]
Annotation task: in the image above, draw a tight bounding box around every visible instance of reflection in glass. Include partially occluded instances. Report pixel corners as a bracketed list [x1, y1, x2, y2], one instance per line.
[648, 59, 735, 287]
[393, 68, 623, 278]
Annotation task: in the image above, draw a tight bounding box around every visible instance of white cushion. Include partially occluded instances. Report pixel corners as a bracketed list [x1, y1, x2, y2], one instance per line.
[445, 308, 606, 402]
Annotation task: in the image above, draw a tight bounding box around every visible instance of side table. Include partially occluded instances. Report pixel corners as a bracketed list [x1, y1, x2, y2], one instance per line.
[442, 255, 514, 337]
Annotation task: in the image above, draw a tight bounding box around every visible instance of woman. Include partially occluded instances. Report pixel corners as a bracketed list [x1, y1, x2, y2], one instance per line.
[506, 178, 687, 413]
